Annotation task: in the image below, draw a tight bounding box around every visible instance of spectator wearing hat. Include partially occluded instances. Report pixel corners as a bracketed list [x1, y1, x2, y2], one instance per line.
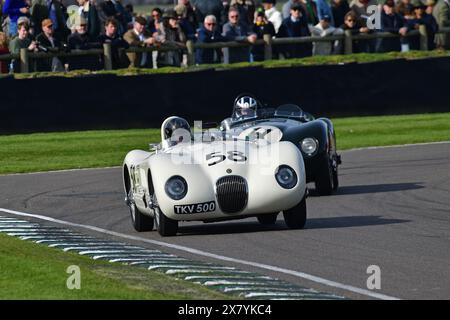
[98, 17, 129, 69]
[77, 0, 101, 41]
[309, 14, 343, 55]
[154, 9, 186, 67]
[123, 16, 154, 68]
[262, 0, 282, 33]
[67, 15, 102, 70]
[331, 0, 350, 28]
[0, 31, 10, 73]
[277, 3, 312, 58]
[407, 0, 438, 49]
[2, 0, 29, 37]
[339, 10, 371, 53]
[377, 0, 409, 52]
[175, 4, 196, 41]
[251, 9, 275, 61]
[36, 18, 65, 71]
[196, 14, 228, 64]
[222, 7, 257, 63]
[230, 0, 255, 27]
[432, 0, 450, 49]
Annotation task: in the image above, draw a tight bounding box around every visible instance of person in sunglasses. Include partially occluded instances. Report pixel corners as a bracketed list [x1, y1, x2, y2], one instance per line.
[196, 14, 228, 64]
[222, 7, 257, 63]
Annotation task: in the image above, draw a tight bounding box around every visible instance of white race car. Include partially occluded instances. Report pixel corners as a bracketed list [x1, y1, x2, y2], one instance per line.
[123, 116, 308, 236]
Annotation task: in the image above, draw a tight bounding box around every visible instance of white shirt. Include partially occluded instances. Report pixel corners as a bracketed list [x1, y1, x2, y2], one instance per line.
[265, 7, 283, 33]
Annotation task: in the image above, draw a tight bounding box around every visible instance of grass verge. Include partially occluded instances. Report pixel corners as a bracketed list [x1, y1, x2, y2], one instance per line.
[0, 233, 230, 299]
[4, 50, 449, 80]
[1, 112, 450, 175]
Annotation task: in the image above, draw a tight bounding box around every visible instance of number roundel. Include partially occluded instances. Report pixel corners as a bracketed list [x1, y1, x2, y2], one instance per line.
[206, 151, 247, 166]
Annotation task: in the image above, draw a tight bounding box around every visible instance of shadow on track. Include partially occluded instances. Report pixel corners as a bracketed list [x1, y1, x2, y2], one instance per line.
[177, 215, 409, 236]
[309, 182, 424, 196]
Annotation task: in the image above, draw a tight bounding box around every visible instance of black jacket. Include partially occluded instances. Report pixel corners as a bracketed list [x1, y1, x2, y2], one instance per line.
[277, 16, 312, 58]
[196, 25, 227, 64]
[377, 11, 406, 52]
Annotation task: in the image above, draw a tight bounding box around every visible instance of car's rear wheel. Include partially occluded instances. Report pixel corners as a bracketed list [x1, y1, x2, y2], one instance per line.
[257, 213, 278, 225]
[155, 207, 178, 236]
[127, 187, 154, 232]
[315, 156, 333, 196]
[283, 196, 307, 229]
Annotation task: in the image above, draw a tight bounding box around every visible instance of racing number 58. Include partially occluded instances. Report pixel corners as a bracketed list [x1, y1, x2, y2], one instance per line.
[206, 151, 247, 166]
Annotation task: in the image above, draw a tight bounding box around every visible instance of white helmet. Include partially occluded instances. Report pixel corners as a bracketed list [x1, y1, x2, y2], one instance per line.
[232, 95, 258, 121]
[161, 116, 192, 148]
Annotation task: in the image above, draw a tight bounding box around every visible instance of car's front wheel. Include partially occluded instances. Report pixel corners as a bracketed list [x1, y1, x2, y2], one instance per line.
[283, 196, 307, 229]
[155, 207, 178, 237]
[257, 213, 278, 225]
[315, 156, 334, 196]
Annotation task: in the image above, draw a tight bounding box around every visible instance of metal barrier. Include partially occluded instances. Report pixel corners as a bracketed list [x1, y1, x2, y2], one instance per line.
[1, 26, 449, 73]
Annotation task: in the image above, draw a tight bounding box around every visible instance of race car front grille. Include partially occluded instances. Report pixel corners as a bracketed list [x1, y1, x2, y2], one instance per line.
[216, 175, 248, 214]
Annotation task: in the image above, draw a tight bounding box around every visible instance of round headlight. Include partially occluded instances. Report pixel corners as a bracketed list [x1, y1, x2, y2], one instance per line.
[275, 165, 297, 189]
[165, 176, 188, 200]
[301, 138, 318, 156]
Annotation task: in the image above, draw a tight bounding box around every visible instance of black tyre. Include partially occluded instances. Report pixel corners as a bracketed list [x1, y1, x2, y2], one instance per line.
[257, 213, 278, 225]
[315, 156, 333, 196]
[155, 207, 178, 237]
[127, 188, 154, 232]
[283, 196, 307, 229]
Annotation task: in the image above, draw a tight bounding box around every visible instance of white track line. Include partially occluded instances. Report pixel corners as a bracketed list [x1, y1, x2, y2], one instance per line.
[0, 207, 400, 300]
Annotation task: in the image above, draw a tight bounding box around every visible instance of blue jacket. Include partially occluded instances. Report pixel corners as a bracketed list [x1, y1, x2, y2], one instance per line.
[2, 0, 27, 23]
[196, 25, 227, 64]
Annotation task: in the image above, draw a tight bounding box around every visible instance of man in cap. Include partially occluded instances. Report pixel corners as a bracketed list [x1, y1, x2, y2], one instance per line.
[36, 18, 65, 71]
[77, 0, 101, 41]
[277, 3, 312, 58]
[67, 15, 102, 70]
[262, 0, 283, 33]
[123, 15, 154, 68]
[309, 14, 343, 55]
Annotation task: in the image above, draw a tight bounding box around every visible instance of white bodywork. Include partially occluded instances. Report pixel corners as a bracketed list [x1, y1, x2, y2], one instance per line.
[123, 129, 306, 222]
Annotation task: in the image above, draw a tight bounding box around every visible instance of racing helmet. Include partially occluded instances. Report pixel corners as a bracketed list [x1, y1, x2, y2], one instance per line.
[232, 94, 258, 121]
[161, 116, 192, 147]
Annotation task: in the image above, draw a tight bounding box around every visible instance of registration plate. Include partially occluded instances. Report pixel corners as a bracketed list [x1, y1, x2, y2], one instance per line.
[174, 201, 216, 214]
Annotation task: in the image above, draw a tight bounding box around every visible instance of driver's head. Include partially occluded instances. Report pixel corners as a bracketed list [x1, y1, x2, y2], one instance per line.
[233, 95, 258, 120]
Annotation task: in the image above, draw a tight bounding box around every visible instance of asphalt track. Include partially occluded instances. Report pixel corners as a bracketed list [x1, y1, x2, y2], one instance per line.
[1, 142, 449, 300]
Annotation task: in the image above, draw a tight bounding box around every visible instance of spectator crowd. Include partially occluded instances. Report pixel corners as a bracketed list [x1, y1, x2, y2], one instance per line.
[0, 0, 449, 73]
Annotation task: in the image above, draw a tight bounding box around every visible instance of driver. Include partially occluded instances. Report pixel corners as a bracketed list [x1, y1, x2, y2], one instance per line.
[232, 95, 258, 121]
[161, 116, 192, 148]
